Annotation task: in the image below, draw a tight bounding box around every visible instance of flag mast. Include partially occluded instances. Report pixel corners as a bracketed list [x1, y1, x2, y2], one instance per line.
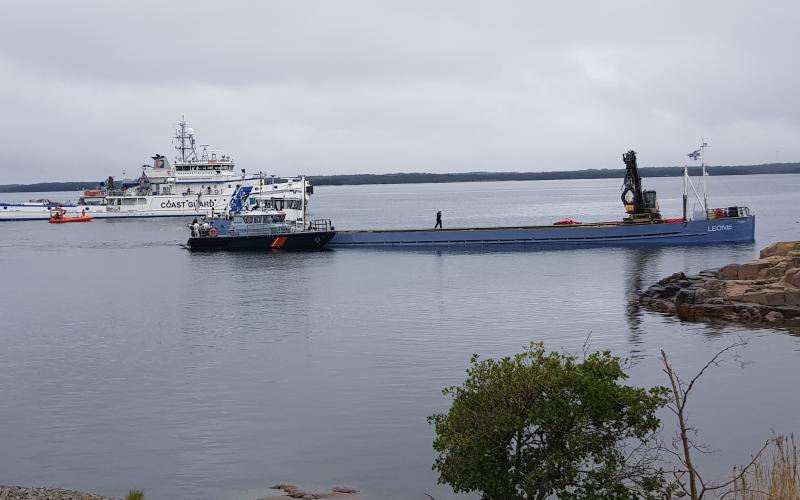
[686, 141, 708, 219]
[683, 165, 688, 221]
[301, 176, 307, 229]
[700, 138, 708, 214]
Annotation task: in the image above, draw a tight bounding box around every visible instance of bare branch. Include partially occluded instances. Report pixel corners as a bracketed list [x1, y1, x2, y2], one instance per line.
[661, 349, 698, 499]
[661, 445, 687, 463]
[682, 339, 748, 408]
[661, 339, 751, 500]
[581, 330, 592, 360]
[701, 439, 773, 493]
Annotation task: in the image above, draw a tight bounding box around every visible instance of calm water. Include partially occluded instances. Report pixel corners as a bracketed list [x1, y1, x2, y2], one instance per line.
[1, 175, 799, 499]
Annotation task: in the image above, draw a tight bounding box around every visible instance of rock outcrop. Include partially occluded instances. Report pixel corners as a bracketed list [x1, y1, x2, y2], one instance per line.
[640, 241, 800, 328]
[264, 484, 361, 499]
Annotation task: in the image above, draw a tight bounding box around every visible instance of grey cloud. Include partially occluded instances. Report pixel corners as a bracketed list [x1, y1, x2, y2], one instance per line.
[0, 1, 798, 183]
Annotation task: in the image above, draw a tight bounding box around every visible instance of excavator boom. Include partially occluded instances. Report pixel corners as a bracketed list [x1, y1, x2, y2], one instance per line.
[620, 149, 660, 220]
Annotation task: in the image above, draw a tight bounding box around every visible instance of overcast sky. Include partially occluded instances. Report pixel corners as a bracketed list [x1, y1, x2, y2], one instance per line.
[1, 1, 798, 183]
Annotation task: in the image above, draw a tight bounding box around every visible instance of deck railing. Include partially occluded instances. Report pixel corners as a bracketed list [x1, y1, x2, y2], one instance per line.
[706, 206, 751, 219]
[309, 219, 334, 231]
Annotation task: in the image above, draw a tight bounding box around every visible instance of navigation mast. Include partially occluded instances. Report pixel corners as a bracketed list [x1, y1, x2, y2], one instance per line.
[174, 116, 198, 162]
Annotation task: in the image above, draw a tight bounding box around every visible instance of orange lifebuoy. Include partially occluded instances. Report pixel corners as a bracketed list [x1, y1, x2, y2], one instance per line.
[714, 208, 724, 219]
[208, 227, 219, 237]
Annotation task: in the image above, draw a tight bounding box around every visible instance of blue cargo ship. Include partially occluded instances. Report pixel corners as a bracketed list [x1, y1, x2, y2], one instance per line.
[329, 147, 756, 248]
[328, 215, 754, 247]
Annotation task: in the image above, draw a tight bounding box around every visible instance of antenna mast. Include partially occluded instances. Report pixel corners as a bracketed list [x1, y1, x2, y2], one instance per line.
[175, 116, 197, 162]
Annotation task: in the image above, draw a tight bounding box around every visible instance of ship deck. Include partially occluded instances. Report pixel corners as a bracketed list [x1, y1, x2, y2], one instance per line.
[328, 216, 756, 247]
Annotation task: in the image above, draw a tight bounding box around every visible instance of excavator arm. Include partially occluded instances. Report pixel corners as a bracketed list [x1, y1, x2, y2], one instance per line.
[620, 149, 660, 220]
[621, 150, 644, 212]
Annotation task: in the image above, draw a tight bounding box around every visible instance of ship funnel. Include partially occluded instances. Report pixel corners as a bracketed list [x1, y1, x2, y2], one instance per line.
[151, 154, 170, 169]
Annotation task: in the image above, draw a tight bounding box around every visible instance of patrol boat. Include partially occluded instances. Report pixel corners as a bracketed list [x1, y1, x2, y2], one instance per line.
[186, 187, 335, 251]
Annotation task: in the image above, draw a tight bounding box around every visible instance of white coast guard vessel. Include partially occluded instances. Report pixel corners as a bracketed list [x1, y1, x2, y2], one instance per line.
[0, 119, 312, 224]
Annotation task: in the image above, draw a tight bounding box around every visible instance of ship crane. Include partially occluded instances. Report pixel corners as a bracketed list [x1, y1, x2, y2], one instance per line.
[620, 149, 661, 222]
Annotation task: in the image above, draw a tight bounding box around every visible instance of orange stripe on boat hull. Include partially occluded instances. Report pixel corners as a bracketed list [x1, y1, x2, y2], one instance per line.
[271, 236, 288, 248]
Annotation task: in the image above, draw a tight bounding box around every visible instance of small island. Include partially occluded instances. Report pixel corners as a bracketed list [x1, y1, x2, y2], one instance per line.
[641, 241, 800, 327]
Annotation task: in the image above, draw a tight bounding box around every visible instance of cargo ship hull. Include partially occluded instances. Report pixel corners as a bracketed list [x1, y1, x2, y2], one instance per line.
[328, 216, 755, 247]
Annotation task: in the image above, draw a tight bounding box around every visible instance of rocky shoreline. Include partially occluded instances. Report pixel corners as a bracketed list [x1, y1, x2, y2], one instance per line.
[0, 485, 117, 500]
[0, 484, 363, 500]
[640, 241, 800, 328]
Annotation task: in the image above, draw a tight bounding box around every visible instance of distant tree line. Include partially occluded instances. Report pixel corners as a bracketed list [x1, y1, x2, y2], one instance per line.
[2, 162, 799, 192]
[0, 181, 101, 193]
[309, 162, 800, 186]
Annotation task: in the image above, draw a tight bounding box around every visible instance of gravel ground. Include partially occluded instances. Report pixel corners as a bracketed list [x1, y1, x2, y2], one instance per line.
[0, 485, 118, 500]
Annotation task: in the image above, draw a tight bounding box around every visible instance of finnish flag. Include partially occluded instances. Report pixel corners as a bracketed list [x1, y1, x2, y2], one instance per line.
[688, 149, 701, 160]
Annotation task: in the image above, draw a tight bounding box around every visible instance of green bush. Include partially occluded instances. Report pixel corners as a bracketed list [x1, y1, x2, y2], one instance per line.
[429, 343, 671, 500]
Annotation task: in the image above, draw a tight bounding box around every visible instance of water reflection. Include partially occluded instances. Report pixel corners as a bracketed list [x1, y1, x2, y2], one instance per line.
[623, 247, 662, 341]
[1, 177, 799, 500]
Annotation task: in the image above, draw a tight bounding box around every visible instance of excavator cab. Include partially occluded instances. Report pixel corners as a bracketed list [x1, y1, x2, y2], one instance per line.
[643, 190, 658, 211]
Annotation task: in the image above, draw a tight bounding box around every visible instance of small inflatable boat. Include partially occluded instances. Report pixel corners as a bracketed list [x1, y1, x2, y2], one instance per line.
[48, 209, 92, 223]
[49, 215, 93, 223]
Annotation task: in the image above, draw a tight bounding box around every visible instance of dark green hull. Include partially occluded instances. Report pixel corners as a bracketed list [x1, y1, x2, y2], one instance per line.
[188, 230, 335, 251]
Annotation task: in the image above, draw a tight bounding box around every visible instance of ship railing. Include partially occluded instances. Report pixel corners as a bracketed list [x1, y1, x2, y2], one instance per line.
[706, 206, 751, 219]
[308, 219, 334, 231]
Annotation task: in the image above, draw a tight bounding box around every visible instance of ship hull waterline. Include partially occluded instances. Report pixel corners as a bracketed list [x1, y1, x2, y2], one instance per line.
[187, 230, 336, 251]
[328, 216, 755, 247]
[0, 202, 304, 223]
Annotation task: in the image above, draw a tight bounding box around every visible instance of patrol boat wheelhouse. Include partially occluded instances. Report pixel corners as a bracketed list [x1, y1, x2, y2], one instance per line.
[0, 118, 312, 224]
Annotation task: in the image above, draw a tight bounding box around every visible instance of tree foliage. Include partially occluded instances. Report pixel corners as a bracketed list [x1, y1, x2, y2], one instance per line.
[306, 163, 800, 186]
[428, 343, 671, 500]
[1, 163, 799, 192]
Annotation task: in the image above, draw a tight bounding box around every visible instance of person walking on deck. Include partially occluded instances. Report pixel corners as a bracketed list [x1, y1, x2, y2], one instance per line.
[435, 210, 442, 229]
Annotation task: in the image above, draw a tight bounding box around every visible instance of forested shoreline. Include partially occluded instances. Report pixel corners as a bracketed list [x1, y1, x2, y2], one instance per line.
[2, 162, 799, 192]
